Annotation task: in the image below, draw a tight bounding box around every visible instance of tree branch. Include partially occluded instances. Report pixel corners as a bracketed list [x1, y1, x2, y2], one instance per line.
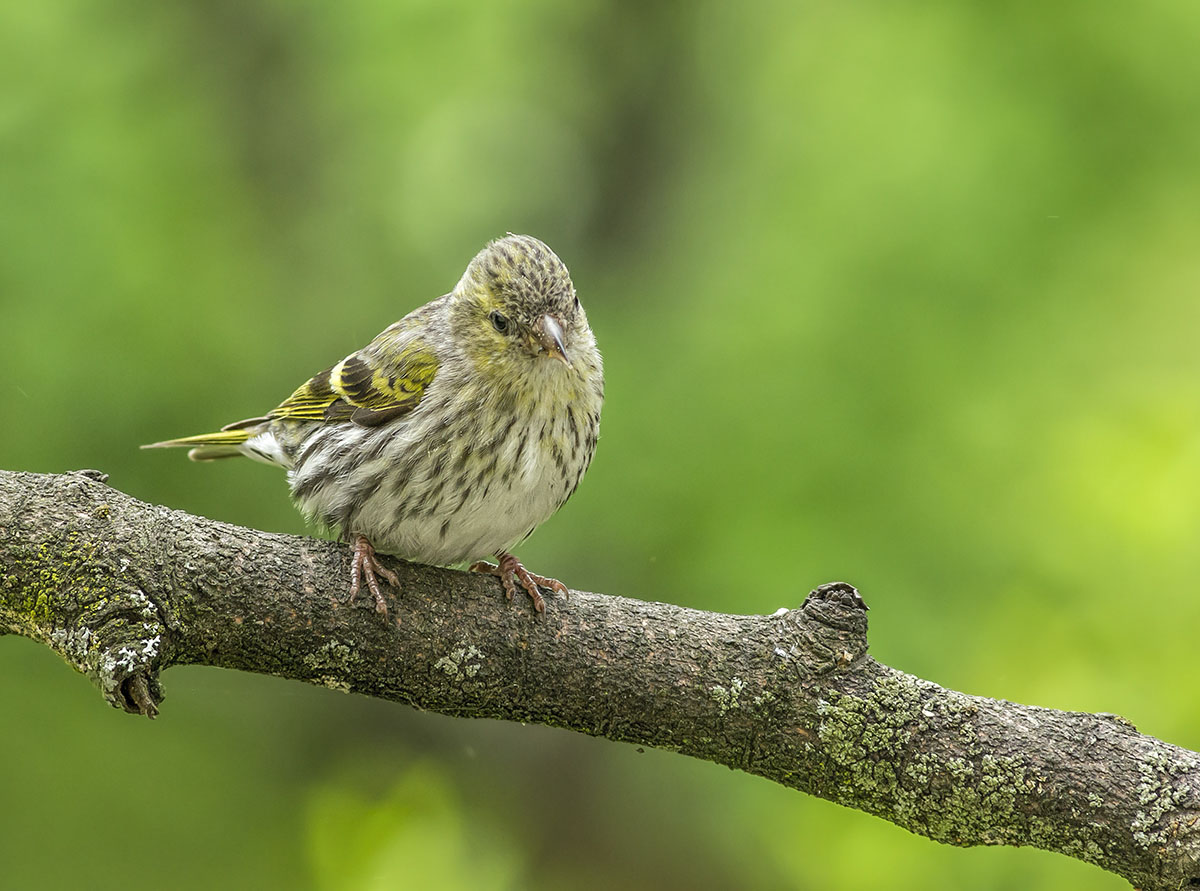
[2, 469, 1197, 889]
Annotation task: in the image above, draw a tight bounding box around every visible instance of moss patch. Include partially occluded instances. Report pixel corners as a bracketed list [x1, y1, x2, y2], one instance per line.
[813, 672, 1107, 866]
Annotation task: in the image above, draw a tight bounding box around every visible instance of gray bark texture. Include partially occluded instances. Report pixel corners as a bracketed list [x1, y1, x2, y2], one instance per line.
[2, 469, 1198, 889]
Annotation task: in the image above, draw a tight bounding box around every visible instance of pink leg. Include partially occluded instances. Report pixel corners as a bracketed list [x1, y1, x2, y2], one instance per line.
[469, 552, 568, 614]
[346, 534, 400, 615]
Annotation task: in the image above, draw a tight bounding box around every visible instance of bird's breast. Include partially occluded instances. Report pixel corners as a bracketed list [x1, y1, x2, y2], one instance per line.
[295, 363, 601, 567]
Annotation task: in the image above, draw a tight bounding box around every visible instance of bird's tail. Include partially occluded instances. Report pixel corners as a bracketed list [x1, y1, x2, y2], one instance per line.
[142, 417, 268, 462]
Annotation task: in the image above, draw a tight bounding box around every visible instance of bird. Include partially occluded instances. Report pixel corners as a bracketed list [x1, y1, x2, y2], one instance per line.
[145, 234, 603, 615]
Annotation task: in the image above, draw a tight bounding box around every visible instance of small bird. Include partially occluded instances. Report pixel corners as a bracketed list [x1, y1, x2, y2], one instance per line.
[145, 234, 603, 614]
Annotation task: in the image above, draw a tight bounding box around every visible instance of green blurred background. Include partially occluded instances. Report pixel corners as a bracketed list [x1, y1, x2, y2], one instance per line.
[3, 1, 1199, 888]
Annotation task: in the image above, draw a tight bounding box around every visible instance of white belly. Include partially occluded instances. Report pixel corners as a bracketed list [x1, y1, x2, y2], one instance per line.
[358, 433, 571, 565]
[284, 363, 600, 566]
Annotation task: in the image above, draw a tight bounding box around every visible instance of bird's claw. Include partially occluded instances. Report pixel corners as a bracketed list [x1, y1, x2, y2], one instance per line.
[470, 552, 566, 613]
[346, 534, 399, 615]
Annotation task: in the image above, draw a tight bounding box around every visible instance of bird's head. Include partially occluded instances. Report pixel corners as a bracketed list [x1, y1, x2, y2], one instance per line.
[450, 234, 589, 374]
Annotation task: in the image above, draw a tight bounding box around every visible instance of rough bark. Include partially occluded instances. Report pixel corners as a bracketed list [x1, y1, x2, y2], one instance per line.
[1, 469, 1198, 889]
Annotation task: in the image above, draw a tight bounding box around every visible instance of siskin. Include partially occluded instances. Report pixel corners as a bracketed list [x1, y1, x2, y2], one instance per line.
[146, 234, 603, 614]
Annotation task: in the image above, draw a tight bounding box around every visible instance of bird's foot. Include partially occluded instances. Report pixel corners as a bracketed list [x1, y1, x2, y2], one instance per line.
[469, 552, 567, 614]
[346, 534, 399, 615]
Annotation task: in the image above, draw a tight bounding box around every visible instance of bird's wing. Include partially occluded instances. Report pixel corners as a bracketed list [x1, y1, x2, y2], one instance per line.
[268, 323, 441, 429]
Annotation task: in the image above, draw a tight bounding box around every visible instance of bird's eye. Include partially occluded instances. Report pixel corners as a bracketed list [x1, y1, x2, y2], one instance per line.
[489, 311, 509, 333]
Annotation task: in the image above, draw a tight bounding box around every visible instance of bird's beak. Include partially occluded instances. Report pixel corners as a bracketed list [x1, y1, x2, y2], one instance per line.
[535, 314, 571, 368]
